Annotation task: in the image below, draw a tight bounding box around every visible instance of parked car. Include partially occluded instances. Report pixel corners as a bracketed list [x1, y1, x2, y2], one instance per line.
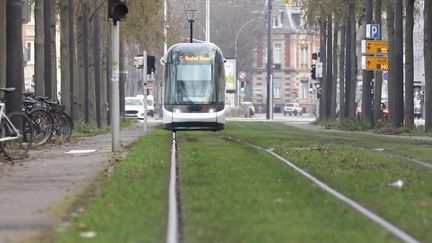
[283, 103, 302, 116]
[241, 101, 255, 117]
[125, 95, 155, 119]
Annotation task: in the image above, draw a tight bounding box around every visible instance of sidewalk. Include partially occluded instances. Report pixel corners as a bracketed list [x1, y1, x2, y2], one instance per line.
[0, 121, 160, 243]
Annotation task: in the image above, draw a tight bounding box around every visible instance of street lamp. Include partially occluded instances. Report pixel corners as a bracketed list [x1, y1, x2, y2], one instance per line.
[234, 17, 259, 106]
[185, 9, 197, 43]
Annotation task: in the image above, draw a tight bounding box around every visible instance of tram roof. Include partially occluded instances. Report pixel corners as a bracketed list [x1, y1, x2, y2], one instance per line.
[166, 42, 223, 55]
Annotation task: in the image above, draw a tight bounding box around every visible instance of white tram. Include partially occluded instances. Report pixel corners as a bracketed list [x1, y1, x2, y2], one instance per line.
[162, 43, 226, 131]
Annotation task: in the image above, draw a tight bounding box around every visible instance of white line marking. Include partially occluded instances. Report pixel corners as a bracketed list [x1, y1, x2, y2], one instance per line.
[65, 149, 96, 154]
[167, 132, 178, 243]
[410, 158, 432, 169]
[250, 143, 419, 243]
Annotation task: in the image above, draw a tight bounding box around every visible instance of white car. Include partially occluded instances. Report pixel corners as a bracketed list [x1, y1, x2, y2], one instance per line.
[125, 97, 145, 119]
[283, 103, 302, 116]
[125, 95, 155, 119]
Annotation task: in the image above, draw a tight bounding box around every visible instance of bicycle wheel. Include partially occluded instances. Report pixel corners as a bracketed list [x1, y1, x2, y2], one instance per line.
[51, 111, 72, 143]
[28, 108, 54, 146]
[0, 111, 33, 160]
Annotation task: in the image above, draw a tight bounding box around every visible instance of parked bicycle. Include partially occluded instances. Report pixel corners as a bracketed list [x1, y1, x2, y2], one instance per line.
[0, 87, 33, 160]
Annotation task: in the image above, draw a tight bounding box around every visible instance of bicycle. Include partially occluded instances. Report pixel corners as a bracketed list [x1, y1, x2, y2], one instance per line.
[0, 87, 33, 160]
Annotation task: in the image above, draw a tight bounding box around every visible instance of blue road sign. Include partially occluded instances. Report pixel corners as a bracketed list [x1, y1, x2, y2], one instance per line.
[366, 24, 380, 39]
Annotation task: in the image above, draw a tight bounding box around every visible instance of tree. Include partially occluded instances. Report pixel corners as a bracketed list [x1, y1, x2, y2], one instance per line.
[373, 0, 383, 126]
[60, 0, 71, 115]
[405, 0, 415, 128]
[425, 0, 432, 131]
[34, 0, 45, 96]
[0, 0, 6, 94]
[386, 0, 395, 125]
[393, 0, 404, 127]
[5, 0, 24, 113]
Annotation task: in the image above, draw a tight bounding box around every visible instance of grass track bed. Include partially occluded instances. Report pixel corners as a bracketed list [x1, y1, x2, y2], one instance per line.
[55, 129, 171, 243]
[179, 130, 398, 243]
[217, 121, 432, 242]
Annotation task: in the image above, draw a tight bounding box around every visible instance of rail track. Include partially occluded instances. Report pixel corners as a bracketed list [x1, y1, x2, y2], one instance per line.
[166, 130, 420, 243]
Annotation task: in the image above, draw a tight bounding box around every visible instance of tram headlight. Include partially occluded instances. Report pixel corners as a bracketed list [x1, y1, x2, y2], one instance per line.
[174, 108, 181, 113]
[208, 108, 215, 113]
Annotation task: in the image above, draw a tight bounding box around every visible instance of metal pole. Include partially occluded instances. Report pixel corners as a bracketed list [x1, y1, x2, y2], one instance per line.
[206, 0, 210, 42]
[143, 51, 148, 132]
[189, 20, 193, 43]
[266, 0, 273, 120]
[111, 21, 120, 152]
[164, 0, 167, 54]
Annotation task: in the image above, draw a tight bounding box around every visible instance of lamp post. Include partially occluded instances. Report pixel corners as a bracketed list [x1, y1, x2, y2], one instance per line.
[185, 9, 196, 43]
[234, 17, 258, 107]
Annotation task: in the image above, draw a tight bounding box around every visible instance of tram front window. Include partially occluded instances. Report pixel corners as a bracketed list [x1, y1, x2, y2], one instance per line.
[176, 64, 213, 104]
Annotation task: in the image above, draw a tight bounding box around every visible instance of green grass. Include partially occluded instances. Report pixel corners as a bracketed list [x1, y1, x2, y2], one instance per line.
[217, 121, 432, 242]
[71, 117, 137, 138]
[54, 129, 171, 243]
[179, 131, 398, 243]
[51, 121, 432, 242]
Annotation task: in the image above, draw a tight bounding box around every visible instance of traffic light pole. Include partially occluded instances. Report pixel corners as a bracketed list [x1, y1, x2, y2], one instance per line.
[111, 21, 120, 152]
[143, 50, 148, 132]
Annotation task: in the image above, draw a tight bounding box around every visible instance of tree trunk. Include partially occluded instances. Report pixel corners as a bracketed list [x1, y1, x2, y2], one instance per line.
[120, 36, 126, 114]
[373, 0, 383, 126]
[425, 0, 432, 131]
[50, 0, 57, 99]
[339, 25, 346, 119]
[331, 22, 338, 119]
[76, 3, 86, 121]
[319, 13, 327, 120]
[348, 0, 357, 118]
[83, 2, 89, 123]
[344, 9, 352, 118]
[68, 0, 77, 120]
[5, 0, 24, 113]
[326, 14, 333, 120]
[34, 0, 45, 96]
[93, 9, 102, 127]
[88, 3, 97, 126]
[44, 0, 52, 97]
[386, 0, 396, 125]
[362, 0, 373, 125]
[404, 0, 415, 128]
[0, 0, 6, 96]
[60, 0, 71, 114]
[394, 0, 404, 127]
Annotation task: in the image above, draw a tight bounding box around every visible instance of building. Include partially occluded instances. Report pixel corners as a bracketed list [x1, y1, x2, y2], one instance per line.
[251, 1, 320, 114]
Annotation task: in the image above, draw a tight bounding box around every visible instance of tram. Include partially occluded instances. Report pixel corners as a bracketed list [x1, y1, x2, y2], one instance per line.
[162, 43, 226, 131]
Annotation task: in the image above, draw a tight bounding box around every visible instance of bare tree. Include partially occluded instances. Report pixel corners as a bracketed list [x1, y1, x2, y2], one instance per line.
[0, 0, 6, 93]
[404, 0, 415, 128]
[60, 0, 71, 114]
[425, 0, 432, 131]
[34, 0, 45, 96]
[373, 0, 383, 126]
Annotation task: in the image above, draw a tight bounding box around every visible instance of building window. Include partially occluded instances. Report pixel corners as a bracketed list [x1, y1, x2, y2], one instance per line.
[274, 79, 281, 98]
[273, 13, 283, 28]
[300, 79, 308, 98]
[25, 41, 34, 64]
[274, 43, 282, 64]
[300, 44, 308, 68]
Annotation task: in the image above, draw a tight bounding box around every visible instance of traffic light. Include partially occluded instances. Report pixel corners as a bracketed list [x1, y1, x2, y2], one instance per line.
[147, 55, 156, 74]
[108, 0, 128, 23]
[311, 64, 316, 80]
[312, 52, 318, 60]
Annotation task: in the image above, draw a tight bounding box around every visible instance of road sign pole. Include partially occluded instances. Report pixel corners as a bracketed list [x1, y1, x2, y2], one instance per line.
[143, 51, 148, 132]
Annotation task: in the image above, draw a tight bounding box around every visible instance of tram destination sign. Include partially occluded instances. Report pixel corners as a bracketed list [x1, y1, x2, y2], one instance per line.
[179, 55, 211, 61]
[361, 56, 388, 71]
[361, 40, 388, 55]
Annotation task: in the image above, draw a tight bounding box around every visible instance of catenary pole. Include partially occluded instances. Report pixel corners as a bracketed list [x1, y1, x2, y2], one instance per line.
[266, 0, 273, 120]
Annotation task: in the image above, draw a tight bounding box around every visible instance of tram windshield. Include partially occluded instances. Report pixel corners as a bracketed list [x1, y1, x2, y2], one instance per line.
[176, 64, 213, 104]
